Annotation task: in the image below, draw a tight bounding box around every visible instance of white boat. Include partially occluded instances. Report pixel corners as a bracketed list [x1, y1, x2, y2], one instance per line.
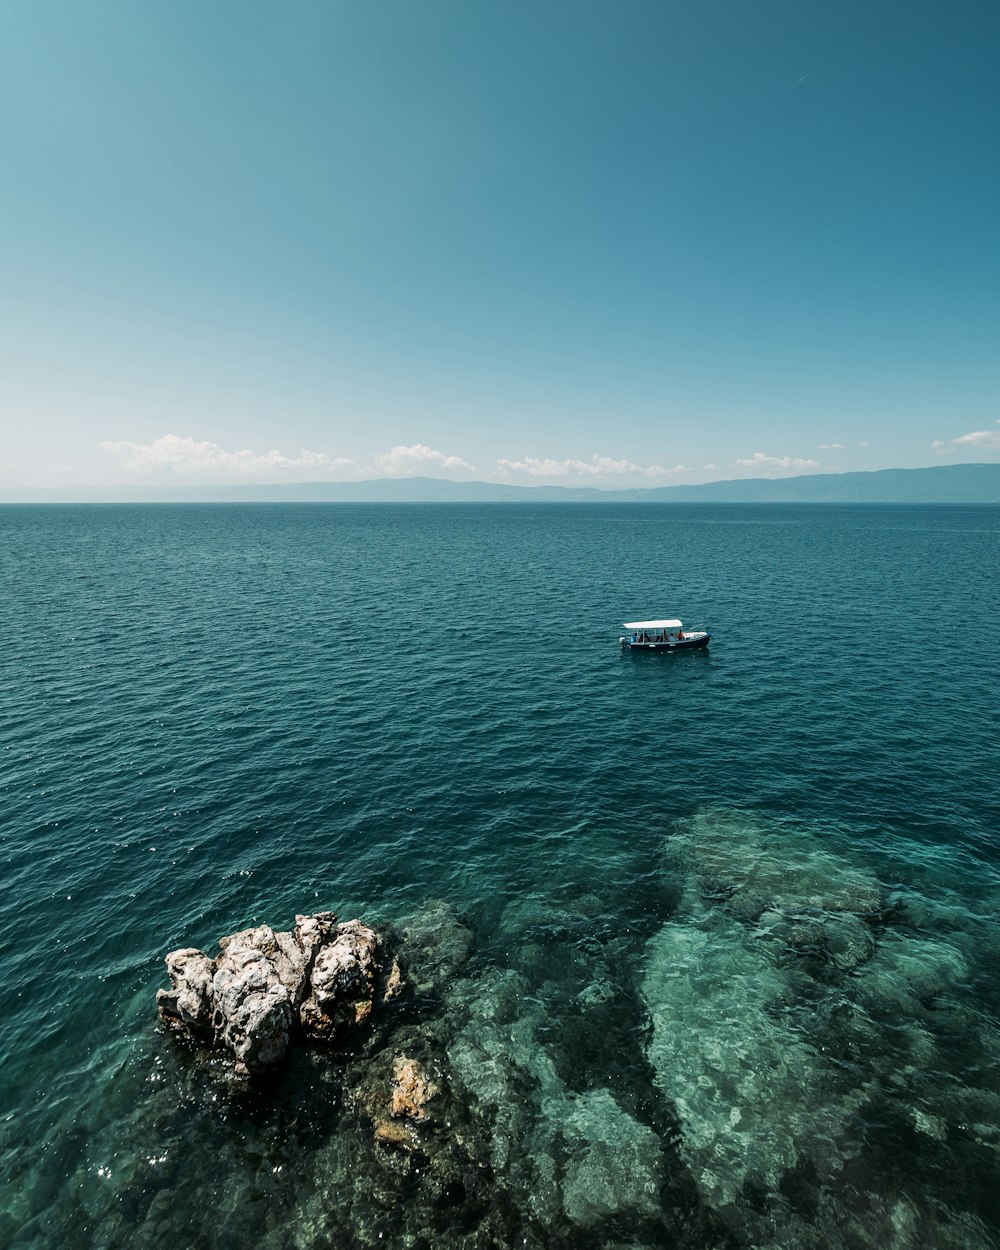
[619, 618, 711, 652]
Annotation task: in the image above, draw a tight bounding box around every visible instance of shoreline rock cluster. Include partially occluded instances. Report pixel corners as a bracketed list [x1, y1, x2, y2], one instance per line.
[157, 911, 400, 1076]
[157, 903, 481, 1207]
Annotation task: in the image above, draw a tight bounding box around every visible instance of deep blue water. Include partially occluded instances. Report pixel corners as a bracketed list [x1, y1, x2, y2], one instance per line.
[2, 502, 999, 1249]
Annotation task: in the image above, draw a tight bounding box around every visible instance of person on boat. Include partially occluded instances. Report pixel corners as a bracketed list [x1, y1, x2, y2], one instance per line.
[677, 627, 684, 640]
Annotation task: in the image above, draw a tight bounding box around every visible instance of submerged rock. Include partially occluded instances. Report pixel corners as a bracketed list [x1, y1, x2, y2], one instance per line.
[445, 964, 664, 1231]
[642, 916, 865, 1210]
[675, 807, 886, 920]
[645, 811, 887, 1211]
[390, 1055, 438, 1121]
[373, 1117, 415, 1149]
[139, 835, 1000, 1249]
[157, 912, 385, 1074]
[641, 807, 1000, 1248]
[559, 1088, 661, 1225]
[355, 1051, 444, 1156]
[400, 899, 473, 996]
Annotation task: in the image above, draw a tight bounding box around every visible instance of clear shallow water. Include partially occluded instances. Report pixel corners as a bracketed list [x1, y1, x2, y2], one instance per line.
[1, 502, 999, 1249]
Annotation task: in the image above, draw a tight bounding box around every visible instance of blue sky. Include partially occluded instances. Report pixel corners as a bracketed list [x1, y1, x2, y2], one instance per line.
[1, 0, 998, 491]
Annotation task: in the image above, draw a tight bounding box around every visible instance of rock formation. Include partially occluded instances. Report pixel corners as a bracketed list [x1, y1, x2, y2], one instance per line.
[355, 1053, 442, 1153]
[389, 1055, 438, 1122]
[157, 912, 394, 1075]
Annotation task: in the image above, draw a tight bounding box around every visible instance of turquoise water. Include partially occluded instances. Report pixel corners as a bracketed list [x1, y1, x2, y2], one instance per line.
[2, 502, 999, 1249]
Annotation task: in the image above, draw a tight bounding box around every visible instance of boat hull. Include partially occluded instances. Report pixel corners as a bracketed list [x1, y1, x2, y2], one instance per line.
[622, 634, 710, 652]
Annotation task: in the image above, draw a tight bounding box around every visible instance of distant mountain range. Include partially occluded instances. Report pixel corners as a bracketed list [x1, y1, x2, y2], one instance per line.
[3, 462, 1000, 504]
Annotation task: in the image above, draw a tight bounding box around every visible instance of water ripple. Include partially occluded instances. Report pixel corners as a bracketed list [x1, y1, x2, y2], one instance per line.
[2, 502, 999, 1249]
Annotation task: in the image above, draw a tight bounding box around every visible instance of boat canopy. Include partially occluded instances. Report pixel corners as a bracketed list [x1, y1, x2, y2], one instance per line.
[622, 619, 683, 630]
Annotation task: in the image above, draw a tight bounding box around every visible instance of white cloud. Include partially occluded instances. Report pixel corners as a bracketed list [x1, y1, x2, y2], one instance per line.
[496, 454, 686, 480]
[101, 434, 359, 480]
[954, 428, 1000, 445]
[373, 443, 475, 476]
[931, 420, 1000, 455]
[497, 456, 572, 478]
[818, 442, 847, 450]
[100, 435, 478, 482]
[733, 451, 820, 475]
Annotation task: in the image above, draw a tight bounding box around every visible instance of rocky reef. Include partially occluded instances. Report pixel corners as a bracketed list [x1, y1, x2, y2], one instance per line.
[157, 912, 396, 1076]
[143, 827, 1000, 1250]
[641, 807, 1000, 1248]
[153, 896, 687, 1247]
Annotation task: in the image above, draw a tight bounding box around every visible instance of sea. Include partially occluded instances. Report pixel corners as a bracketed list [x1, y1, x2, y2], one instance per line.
[2, 501, 999, 1250]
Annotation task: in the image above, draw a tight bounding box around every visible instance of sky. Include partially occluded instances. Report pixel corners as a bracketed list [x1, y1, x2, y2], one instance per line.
[1, 0, 998, 493]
